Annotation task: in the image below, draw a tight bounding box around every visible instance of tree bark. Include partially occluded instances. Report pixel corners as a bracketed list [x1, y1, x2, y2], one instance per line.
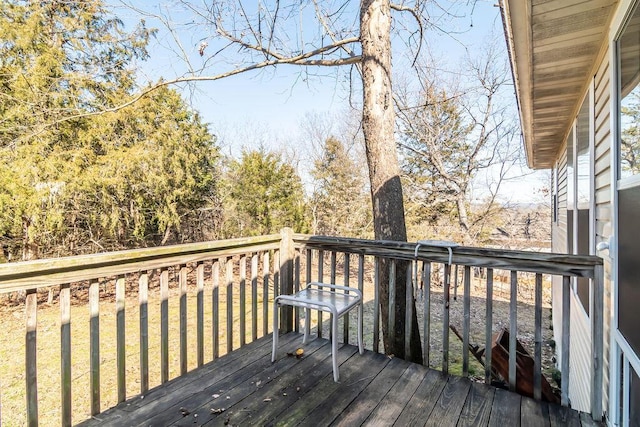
[360, 0, 422, 363]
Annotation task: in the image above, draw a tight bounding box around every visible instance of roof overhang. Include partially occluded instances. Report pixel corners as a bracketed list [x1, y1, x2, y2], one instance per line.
[500, 0, 617, 169]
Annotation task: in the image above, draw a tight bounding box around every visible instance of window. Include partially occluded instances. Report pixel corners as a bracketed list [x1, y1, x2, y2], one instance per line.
[617, 1, 640, 359]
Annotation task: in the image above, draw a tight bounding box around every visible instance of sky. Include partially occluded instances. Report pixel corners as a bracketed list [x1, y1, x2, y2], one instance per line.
[110, 0, 548, 204]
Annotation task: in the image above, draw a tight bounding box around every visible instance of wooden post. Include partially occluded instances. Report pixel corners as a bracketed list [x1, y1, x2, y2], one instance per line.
[317, 249, 324, 338]
[116, 275, 126, 403]
[179, 265, 187, 375]
[160, 269, 169, 384]
[60, 283, 71, 427]
[25, 288, 38, 427]
[561, 275, 571, 406]
[462, 266, 471, 377]
[196, 263, 204, 367]
[240, 255, 247, 346]
[226, 257, 233, 353]
[251, 254, 258, 341]
[279, 227, 294, 333]
[405, 263, 412, 359]
[139, 273, 149, 394]
[591, 264, 604, 421]
[509, 271, 518, 392]
[534, 273, 542, 400]
[373, 257, 380, 353]
[485, 269, 493, 385]
[212, 260, 220, 359]
[89, 281, 100, 414]
[423, 262, 431, 367]
[262, 252, 270, 336]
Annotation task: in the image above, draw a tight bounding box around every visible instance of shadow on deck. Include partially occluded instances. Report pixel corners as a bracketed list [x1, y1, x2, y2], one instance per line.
[79, 333, 599, 426]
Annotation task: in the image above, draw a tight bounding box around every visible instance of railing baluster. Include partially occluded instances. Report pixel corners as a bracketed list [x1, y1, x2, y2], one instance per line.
[294, 250, 301, 333]
[389, 259, 396, 351]
[329, 251, 337, 341]
[534, 273, 542, 400]
[263, 251, 270, 336]
[305, 249, 312, 336]
[343, 253, 350, 344]
[25, 288, 38, 427]
[443, 263, 450, 374]
[196, 263, 204, 367]
[116, 275, 126, 403]
[160, 269, 169, 383]
[463, 266, 471, 377]
[317, 249, 324, 338]
[509, 270, 518, 391]
[357, 254, 364, 346]
[423, 262, 431, 367]
[226, 257, 234, 353]
[139, 272, 149, 394]
[373, 257, 380, 353]
[240, 255, 247, 347]
[330, 251, 337, 283]
[485, 268, 493, 385]
[251, 253, 259, 341]
[212, 259, 220, 359]
[592, 264, 604, 421]
[509, 270, 517, 392]
[60, 283, 71, 427]
[89, 280, 100, 414]
[405, 262, 412, 359]
[561, 275, 571, 406]
[179, 265, 188, 375]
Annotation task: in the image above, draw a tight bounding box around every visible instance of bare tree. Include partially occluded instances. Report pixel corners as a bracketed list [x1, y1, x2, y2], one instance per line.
[102, 0, 443, 361]
[396, 42, 522, 245]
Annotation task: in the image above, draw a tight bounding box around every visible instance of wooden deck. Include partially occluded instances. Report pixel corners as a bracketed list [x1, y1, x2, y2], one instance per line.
[79, 333, 599, 427]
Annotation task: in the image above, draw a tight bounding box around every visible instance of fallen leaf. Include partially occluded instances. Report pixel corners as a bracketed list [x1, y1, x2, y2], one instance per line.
[295, 348, 304, 356]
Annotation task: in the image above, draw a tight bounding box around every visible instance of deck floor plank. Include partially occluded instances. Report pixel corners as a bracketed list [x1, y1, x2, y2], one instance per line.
[330, 357, 412, 426]
[78, 333, 598, 427]
[393, 369, 449, 426]
[424, 374, 472, 427]
[489, 388, 522, 427]
[521, 396, 550, 427]
[457, 381, 497, 427]
[362, 363, 429, 426]
[278, 350, 390, 426]
[548, 402, 581, 427]
[158, 335, 328, 427]
[220, 345, 358, 426]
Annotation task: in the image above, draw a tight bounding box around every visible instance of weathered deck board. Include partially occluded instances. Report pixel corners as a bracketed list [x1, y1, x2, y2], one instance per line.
[78, 333, 599, 427]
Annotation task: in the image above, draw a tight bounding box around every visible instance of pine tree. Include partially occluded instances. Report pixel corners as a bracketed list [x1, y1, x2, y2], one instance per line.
[221, 149, 309, 237]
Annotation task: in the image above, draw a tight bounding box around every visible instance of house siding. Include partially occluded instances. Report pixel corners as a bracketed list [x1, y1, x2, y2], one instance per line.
[570, 291, 592, 411]
[549, 49, 614, 412]
[594, 46, 612, 416]
[552, 144, 568, 366]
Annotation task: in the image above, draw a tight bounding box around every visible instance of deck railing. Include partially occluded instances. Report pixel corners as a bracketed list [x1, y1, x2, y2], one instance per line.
[0, 229, 603, 426]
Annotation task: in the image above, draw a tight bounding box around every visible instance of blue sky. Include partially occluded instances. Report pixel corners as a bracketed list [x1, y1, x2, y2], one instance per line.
[114, 1, 505, 141]
[110, 1, 547, 203]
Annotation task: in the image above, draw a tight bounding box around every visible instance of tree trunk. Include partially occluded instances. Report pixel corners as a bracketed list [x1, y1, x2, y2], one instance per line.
[360, 0, 422, 363]
[456, 193, 471, 243]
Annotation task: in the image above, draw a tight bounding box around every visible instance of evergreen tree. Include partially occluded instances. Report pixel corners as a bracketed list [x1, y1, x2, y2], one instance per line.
[0, 1, 220, 258]
[311, 137, 371, 238]
[221, 149, 309, 237]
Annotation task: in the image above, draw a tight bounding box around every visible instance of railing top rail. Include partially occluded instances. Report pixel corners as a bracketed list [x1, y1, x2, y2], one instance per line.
[293, 234, 602, 278]
[0, 234, 282, 293]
